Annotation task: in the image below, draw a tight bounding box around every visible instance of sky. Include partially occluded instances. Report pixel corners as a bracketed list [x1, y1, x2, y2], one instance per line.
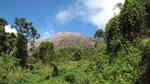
[0, 0, 125, 38]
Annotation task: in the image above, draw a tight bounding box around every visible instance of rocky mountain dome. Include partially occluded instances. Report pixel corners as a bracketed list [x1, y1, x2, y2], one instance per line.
[34, 32, 95, 48]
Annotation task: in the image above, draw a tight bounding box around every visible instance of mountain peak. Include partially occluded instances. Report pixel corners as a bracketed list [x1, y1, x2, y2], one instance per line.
[35, 32, 95, 48]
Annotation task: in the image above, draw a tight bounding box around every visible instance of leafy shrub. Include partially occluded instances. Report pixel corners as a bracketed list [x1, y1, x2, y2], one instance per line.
[0, 53, 17, 84]
[37, 41, 54, 64]
[94, 40, 106, 50]
[64, 73, 75, 83]
[139, 38, 150, 66]
[15, 33, 28, 67]
[70, 48, 82, 61]
[14, 78, 29, 84]
[94, 29, 104, 40]
[119, 0, 145, 41]
[54, 48, 69, 63]
[51, 63, 60, 77]
[106, 16, 123, 54]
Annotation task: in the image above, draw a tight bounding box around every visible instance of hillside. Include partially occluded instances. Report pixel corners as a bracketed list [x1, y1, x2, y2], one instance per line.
[34, 32, 95, 48]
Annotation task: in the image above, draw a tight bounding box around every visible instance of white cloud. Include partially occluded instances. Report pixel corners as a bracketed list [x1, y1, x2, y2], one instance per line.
[55, 0, 125, 29]
[84, 0, 125, 28]
[4, 25, 17, 34]
[56, 10, 72, 24]
[43, 29, 55, 38]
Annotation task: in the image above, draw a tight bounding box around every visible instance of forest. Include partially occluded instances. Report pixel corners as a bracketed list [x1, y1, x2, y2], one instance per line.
[0, 0, 150, 84]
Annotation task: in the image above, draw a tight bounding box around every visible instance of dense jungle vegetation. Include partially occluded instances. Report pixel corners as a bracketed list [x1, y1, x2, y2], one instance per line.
[0, 0, 150, 84]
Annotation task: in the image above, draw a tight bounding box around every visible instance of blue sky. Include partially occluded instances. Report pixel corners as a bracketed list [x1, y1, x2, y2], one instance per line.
[0, 0, 125, 38]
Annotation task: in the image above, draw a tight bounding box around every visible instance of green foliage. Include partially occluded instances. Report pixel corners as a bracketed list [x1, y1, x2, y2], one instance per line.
[70, 48, 82, 61]
[119, 0, 145, 41]
[64, 73, 75, 83]
[94, 40, 106, 50]
[5, 33, 16, 53]
[0, 18, 8, 54]
[139, 38, 150, 66]
[1, 1, 150, 83]
[0, 53, 17, 84]
[14, 33, 28, 67]
[105, 0, 149, 54]
[0, 17, 8, 27]
[94, 29, 104, 40]
[86, 45, 142, 83]
[0, 18, 17, 55]
[14, 18, 39, 44]
[144, 0, 150, 36]
[54, 48, 69, 63]
[139, 38, 150, 49]
[37, 41, 54, 64]
[51, 63, 60, 77]
[13, 18, 40, 67]
[0, 42, 144, 84]
[106, 16, 123, 54]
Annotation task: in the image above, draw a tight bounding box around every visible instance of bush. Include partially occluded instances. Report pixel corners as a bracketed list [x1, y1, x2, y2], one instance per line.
[139, 38, 150, 66]
[119, 0, 145, 41]
[37, 41, 54, 64]
[51, 63, 60, 77]
[64, 73, 75, 83]
[15, 33, 28, 67]
[70, 48, 82, 61]
[53, 48, 69, 63]
[106, 16, 123, 54]
[94, 29, 104, 40]
[0, 53, 17, 84]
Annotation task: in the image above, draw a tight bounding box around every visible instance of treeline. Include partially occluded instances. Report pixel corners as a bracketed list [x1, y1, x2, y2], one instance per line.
[0, 18, 40, 67]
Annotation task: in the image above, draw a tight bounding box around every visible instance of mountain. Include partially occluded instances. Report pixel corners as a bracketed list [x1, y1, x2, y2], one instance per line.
[34, 32, 95, 48]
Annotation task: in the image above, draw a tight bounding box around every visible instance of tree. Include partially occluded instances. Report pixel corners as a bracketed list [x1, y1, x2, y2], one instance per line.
[14, 18, 40, 67]
[37, 41, 54, 64]
[51, 63, 60, 77]
[0, 18, 8, 27]
[5, 33, 16, 53]
[144, 0, 150, 36]
[94, 29, 104, 40]
[70, 48, 82, 61]
[0, 18, 17, 56]
[106, 16, 123, 54]
[14, 33, 28, 67]
[119, 0, 145, 41]
[64, 73, 75, 83]
[14, 18, 40, 44]
[0, 18, 8, 54]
